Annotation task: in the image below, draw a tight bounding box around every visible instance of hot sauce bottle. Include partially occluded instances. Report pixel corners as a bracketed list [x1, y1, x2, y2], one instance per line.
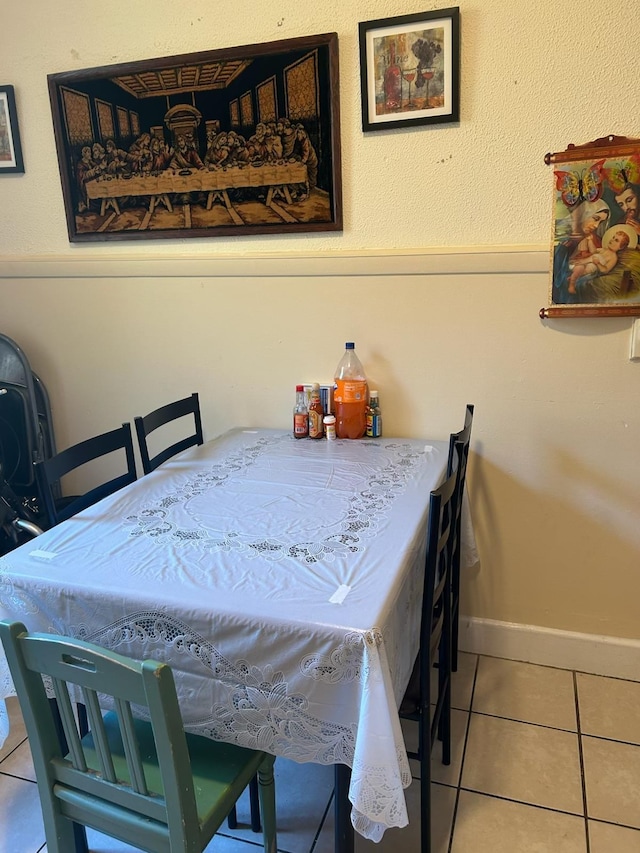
[308, 383, 325, 439]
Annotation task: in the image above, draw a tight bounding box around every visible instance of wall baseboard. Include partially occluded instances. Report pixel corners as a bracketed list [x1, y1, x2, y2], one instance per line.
[459, 616, 640, 682]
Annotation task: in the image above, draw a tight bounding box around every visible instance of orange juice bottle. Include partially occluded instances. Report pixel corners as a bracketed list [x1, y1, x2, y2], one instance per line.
[333, 342, 367, 439]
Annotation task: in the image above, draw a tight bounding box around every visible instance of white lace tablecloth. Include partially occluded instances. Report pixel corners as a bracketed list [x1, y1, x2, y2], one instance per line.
[0, 428, 475, 840]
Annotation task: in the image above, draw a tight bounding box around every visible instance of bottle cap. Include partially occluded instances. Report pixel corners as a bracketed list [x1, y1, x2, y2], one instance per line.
[296, 384, 303, 391]
[345, 342, 355, 349]
[370, 390, 378, 396]
[312, 382, 320, 390]
[323, 414, 336, 423]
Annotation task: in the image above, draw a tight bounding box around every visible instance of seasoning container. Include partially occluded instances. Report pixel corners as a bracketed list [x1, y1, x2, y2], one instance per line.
[323, 414, 336, 440]
[366, 390, 382, 438]
[308, 383, 324, 439]
[293, 384, 309, 438]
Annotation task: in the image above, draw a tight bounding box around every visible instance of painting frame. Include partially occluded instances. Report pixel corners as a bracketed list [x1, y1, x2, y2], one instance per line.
[0, 85, 25, 174]
[542, 135, 640, 318]
[47, 33, 342, 242]
[358, 7, 460, 133]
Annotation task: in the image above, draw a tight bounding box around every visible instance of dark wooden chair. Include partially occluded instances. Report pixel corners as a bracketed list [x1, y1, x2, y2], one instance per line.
[399, 468, 457, 853]
[447, 404, 474, 672]
[135, 392, 261, 831]
[35, 422, 137, 528]
[0, 620, 277, 853]
[134, 393, 203, 475]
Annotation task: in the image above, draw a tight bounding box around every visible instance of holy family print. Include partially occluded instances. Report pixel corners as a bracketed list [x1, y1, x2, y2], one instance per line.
[550, 138, 640, 307]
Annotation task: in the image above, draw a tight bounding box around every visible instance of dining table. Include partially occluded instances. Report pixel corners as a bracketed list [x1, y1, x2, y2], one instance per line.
[0, 427, 477, 851]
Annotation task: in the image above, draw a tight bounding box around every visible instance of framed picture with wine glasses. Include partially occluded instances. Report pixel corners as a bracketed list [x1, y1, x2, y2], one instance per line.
[358, 8, 460, 133]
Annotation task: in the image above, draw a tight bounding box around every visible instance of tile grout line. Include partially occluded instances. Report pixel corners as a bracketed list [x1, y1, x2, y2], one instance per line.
[309, 790, 334, 853]
[446, 652, 480, 853]
[574, 670, 591, 853]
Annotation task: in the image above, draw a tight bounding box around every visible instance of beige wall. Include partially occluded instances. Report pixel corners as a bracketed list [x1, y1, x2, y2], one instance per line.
[1, 2, 639, 639]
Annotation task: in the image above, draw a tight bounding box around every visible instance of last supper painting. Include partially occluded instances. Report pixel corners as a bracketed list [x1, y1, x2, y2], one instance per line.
[48, 33, 342, 242]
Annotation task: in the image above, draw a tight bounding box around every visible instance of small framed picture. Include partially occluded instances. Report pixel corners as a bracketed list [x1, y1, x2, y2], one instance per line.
[359, 7, 460, 133]
[0, 85, 25, 174]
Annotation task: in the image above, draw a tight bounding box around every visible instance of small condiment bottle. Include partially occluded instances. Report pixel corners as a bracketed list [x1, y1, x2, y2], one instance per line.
[308, 383, 324, 439]
[293, 384, 309, 438]
[366, 390, 382, 437]
[323, 414, 336, 440]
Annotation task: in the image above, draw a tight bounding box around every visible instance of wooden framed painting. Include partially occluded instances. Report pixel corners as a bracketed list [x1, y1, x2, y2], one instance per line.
[358, 7, 460, 133]
[542, 135, 640, 318]
[47, 33, 342, 242]
[0, 85, 25, 174]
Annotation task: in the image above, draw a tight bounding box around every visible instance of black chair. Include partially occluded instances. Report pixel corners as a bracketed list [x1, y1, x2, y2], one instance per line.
[134, 393, 203, 475]
[0, 620, 277, 853]
[135, 393, 261, 831]
[399, 468, 457, 853]
[36, 423, 137, 528]
[446, 404, 474, 672]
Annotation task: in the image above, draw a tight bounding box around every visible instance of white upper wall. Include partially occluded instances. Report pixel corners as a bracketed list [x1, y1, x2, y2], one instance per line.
[0, 0, 636, 253]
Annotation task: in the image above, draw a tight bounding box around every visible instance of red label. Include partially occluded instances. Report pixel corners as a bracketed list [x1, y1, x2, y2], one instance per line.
[293, 413, 308, 436]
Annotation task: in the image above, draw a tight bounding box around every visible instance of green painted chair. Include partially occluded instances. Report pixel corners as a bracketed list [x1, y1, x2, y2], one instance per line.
[0, 621, 277, 853]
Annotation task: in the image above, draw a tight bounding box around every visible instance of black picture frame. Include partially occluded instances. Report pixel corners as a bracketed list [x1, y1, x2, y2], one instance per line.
[47, 33, 342, 242]
[0, 85, 25, 174]
[359, 8, 460, 133]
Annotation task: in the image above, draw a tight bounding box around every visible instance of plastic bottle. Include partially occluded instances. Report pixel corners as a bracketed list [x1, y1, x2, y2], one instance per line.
[308, 383, 324, 439]
[366, 390, 383, 438]
[293, 385, 309, 438]
[333, 342, 368, 439]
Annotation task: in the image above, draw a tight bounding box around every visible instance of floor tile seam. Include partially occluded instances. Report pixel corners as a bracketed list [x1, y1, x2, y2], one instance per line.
[210, 828, 266, 849]
[469, 708, 578, 733]
[581, 731, 640, 749]
[0, 767, 37, 784]
[482, 655, 638, 685]
[0, 735, 29, 764]
[447, 655, 477, 853]
[477, 653, 576, 675]
[575, 669, 640, 685]
[457, 786, 585, 818]
[309, 791, 334, 853]
[573, 670, 591, 853]
[587, 816, 640, 833]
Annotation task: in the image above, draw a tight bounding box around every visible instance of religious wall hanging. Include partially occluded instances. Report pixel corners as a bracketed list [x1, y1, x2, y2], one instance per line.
[47, 33, 342, 242]
[542, 135, 640, 318]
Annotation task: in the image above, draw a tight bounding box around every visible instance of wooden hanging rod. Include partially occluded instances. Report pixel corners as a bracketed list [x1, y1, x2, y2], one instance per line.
[544, 134, 640, 165]
[540, 305, 640, 319]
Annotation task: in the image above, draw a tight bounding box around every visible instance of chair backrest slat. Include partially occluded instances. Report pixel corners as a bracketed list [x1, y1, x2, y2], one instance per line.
[115, 697, 149, 796]
[134, 393, 203, 475]
[81, 686, 116, 783]
[52, 677, 87, 771]
[36, 422, 137, 528]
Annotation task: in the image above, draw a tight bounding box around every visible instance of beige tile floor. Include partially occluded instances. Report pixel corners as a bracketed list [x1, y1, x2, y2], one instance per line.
[1, 652, 639, 853]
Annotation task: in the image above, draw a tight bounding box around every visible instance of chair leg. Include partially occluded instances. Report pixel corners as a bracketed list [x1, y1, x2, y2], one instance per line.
[227, 803, 238, 829]
[420, 746, 432, 853]
[249, 774, 261, 831]
[257, 755, 277, 853]
[48, 699, 89, 853]
[335, 764, 355, 853]
[227, 775, 261, 831]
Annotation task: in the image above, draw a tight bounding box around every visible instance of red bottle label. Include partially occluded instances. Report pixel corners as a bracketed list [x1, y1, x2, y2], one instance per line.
[293, 413, 308, 437]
